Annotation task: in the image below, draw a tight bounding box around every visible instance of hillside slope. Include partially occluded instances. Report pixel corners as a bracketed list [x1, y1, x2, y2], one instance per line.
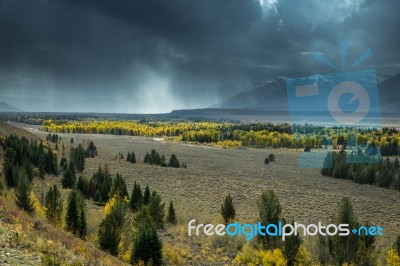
[0, 195, 129, 265]
[0, 122, 40, 140]
[0, 123, 130, 265]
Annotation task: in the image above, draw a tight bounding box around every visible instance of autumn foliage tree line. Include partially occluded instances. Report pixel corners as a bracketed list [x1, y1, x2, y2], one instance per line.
[41, 120, 400, 151]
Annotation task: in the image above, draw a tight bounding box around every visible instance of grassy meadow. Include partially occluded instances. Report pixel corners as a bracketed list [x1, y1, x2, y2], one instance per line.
[4, 123, 397, 264]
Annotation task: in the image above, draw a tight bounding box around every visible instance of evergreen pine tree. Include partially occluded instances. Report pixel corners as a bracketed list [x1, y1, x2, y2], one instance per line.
[167, 200, 176, 224]
[168, 154, 180, 168]
[70, 144, 85, 172]
[61, 165, 75, 189]
[283, 220, 302, 266]
[68, 159, 76, 177]
[144, 152, 149, 164]
[134, 205, 155, 230]
[60, 157, 68, 172]
[130, 151, 136, 163]
[15, 168, 34, 214]
[45, 184, 63, 226]
[331, 197, 359, 264]
[112, 173, 129, 199]
[130, 226, 163, 266]
[76, 176, 90, 197]
[98, 215, 120, 255]
[221, 194, 236, 224]
[3, 148, 16, 187]
[268, 153, 275, 162]
[257, 190, 282, 249]
[98, 195, 127, 255]
[130, 181, 143, 212]
[86, 140, 97, 158]
[154, 152, 161, 165]
[150, 150, 157, 164]
[143, 184, 150, 205]
[160, 155, 166, 166]
[321, 152, 334, 176]
[65, 190, 80, 235]
[149, 190, 165, 229]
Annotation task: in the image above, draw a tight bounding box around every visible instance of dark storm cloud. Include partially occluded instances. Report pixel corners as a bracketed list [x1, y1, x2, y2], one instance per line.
[0, 0, 399, 112]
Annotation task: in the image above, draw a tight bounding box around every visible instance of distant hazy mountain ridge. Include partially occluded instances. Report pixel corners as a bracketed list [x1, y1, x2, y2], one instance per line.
[0, 101, 24, 112]
[211, 73, 400, 116]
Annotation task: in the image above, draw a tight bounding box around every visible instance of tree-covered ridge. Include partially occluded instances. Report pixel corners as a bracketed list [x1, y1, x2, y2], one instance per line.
[41, 120, 400, 152]
[1, 135, 58, 187]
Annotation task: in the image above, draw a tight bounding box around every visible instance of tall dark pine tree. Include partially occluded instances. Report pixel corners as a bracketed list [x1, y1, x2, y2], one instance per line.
[44, 147, 58, 175]
[68, 159, 76, 176]
[143, 184, 150, 205]
[60, 157, 68, 172]
[160, 155, 166, 166]
[98, 215, 120, 255]
[130, 181, 143, 212]
[131, 226, 163, 266]
[70, 144, 85, 172]
[167, 200, 176, 224]
[65, 190, 80, 235]
[283, 221, 302, 266]
[130, 151, 136, 163]
[76, 176, 90, 197]
[257, 190, 282, 250]
[86, 140, 97, 158]
[3, 148, 16, 187]
[221, 194, 236, 224]
[61, 163, 76, 189]
[98, 195, 127, 255]
[149, 190, 165, 229]
[331, 197, 359, 264]
[169, 154, 180, 168]
[111, 173, 128, 199]
[45, 184, 63, 226]
[15, 169, 34, 214]
[144, 152, 150, 164]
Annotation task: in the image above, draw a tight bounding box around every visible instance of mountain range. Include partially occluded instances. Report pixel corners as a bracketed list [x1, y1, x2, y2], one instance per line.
[0, 101, 24, 112]
[209, 72, 400, 117]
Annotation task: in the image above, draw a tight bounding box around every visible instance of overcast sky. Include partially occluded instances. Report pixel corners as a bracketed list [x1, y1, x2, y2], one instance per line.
[0, 0, 399, 113]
